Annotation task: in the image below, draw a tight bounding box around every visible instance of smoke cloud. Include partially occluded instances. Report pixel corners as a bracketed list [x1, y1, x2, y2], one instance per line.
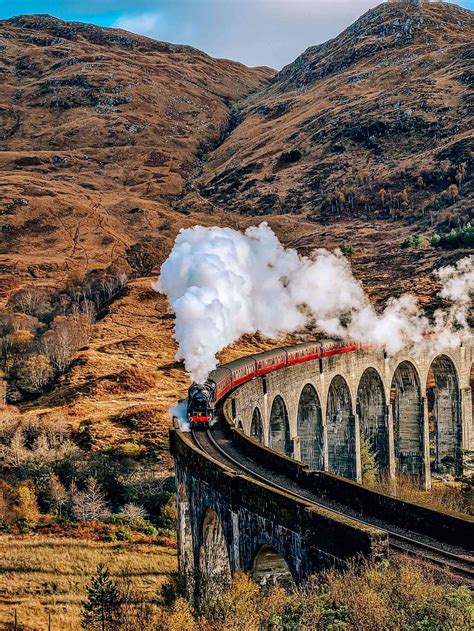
[155, 223, 473, 383]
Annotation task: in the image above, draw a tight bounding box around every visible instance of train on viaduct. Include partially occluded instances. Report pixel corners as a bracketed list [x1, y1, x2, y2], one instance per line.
[170, 336, 474, 606]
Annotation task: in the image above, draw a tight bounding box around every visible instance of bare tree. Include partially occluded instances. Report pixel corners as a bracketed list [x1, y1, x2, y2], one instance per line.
[120, 502, 147, 519]
[126, 242, 160, 277]
[16, 354, 53, 393]
[72, 477, 110, 521]
[7, 287, 50, 318]
[41, 315, 92, 373]
[0, 428, 26, 467]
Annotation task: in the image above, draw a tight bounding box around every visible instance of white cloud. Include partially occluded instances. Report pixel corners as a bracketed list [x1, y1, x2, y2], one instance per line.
[113, 11, 165, 37]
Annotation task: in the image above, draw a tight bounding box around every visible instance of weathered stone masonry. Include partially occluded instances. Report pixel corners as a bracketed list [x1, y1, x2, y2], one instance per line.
[171, 428, 387, 604]
[227, 339, 474, 488]
[172, 338, 473, 603]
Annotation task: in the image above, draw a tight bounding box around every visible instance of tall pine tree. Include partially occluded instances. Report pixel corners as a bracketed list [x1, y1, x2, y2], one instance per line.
[81, 564, 121, 630]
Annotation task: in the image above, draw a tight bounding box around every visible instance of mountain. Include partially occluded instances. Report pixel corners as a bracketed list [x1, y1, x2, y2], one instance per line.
[0, 4, 472, 456]
[198, 1, 473, 224]
[0, 14, 273, 293]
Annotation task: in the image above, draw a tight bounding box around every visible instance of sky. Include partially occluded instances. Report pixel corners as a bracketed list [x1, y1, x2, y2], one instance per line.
[1, 1, 472, 69]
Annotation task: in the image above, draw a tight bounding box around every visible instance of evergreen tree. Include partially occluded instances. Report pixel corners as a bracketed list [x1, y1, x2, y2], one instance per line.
[81, 564, 121, 630]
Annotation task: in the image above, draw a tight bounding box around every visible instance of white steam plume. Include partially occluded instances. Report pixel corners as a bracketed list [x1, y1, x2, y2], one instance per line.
[154, 223, 473, 383]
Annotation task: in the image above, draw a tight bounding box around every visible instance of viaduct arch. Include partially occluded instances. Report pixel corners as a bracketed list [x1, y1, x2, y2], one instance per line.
[229, 338, 473, 488]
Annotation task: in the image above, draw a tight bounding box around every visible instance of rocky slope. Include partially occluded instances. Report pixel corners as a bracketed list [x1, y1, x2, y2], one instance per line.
[0, 4, 472, 457]
[199, 1, 473, 224]
[0, 14, 273, 293]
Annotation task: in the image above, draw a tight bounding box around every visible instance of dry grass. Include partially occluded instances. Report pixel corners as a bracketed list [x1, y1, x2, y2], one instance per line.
[371, 474, 473, 517]
[0, 534, 177, 630]
[156, 560, 473, 631]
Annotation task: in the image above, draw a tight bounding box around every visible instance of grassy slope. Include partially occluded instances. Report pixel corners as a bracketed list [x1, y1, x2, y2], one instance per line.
[0, 535, 176, 630]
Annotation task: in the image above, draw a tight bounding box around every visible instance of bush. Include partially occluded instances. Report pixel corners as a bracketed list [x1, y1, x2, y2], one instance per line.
[159, 497, 177, 529]
[132, 516, 158, 536]
[278, 148, 303, 165]
[340, 242, 354, 257]
[431, 224, 474, 249]
[104, 513, 158, 536]
[105, 513, 131, 526]
[155, 560, 473, 630]
[400, 234, 430, 249]
[115, 442, 144, 458]
[115, 526, 131, 541]
[360, 437, 377, 486]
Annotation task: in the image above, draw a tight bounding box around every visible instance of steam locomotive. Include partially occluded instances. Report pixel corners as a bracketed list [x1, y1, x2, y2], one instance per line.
[187, 339, 361, 428]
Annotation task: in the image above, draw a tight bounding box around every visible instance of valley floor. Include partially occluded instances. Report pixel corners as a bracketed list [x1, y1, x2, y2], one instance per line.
[0, 535, 176, 630]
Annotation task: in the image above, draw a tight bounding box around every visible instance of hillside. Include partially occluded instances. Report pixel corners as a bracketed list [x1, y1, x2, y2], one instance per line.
[0, 4, 472, 459]
[0, 14, 273, 294]
[199, 1, 473, 225]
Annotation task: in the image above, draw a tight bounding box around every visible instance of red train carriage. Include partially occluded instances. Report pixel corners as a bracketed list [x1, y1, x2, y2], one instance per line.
[285, 342, 321, 365]
[187, 338, 361, 427]
[254, 349, 287, 376]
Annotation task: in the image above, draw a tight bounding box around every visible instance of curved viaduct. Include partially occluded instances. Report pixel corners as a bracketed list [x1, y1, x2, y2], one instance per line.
[170, 338, 474, 605]
[229, 340, 474, 485]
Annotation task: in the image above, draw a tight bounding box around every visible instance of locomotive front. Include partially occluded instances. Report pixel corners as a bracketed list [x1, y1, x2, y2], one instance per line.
[187, 382, 215, 427]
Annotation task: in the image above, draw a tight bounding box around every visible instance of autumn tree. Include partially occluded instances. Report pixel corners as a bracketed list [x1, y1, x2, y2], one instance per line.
[49, 473, 68, 519]
[335, 189, 346, 213]
[10, 329, 34, 358]
[15, 354, 53, 393]
[448, 183, 459, 202]
[13, 481, 40, 529]
[378, 188, 387, 208]
[125, 242, 160, 277]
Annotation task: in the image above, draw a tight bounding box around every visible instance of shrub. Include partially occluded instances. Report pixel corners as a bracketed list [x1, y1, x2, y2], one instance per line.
[360, 437, 377, 486]
[159, 497, 177, 529]
[104, 513, 131, 526]
[154, 559, 473, 630]
[400, 234, 430, 249]
[115, 526, 131, 541]
[115, 442, 144, 458]
[278, 148, 303, 165]
[431, 224, 474, 249]
[340, 242, 354, 256]
[104, 513, 158, 536]
[132, 516, 158, 536]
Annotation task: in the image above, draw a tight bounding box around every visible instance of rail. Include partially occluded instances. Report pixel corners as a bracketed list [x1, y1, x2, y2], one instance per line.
[190, 425, 474, 583]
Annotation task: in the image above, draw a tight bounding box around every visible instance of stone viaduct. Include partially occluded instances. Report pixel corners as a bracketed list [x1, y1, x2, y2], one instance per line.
[229, 339, 474, 487]
[171, 337, 474, 604]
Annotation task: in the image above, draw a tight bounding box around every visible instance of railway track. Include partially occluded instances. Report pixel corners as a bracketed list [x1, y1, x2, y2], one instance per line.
[190, 426, 474, 584]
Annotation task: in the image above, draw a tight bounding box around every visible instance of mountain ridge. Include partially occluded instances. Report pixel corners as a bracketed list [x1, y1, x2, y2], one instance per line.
[198, 1, 473, 224]
[0, 3, 472, 453]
